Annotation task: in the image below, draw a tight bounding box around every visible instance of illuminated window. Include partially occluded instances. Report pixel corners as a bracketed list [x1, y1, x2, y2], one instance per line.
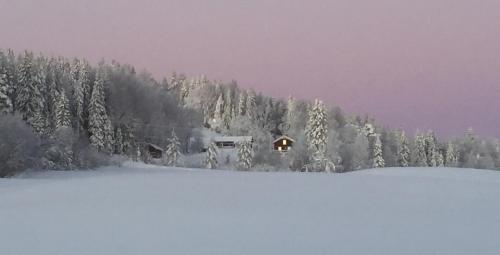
[283, 140, 287, 145]
[278, 146, 282, 151]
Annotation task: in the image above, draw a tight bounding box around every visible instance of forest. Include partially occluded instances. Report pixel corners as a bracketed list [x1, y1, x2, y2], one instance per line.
[1, 49, 499, 176]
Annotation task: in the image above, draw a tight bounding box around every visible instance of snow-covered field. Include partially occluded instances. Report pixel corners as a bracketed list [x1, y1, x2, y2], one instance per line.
[1, 163, 500, 255]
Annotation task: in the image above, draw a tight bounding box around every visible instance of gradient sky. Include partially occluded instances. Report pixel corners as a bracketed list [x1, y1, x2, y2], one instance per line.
[1, 0, 499, 138]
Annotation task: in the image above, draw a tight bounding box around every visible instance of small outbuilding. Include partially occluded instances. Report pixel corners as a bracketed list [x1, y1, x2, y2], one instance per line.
[202, 136, 253, 151]
[145, 143, 164, 159]
[273, 135, 294, 152]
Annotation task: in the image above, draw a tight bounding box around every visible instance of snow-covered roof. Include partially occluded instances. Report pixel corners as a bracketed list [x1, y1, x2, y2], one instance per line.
[202, 136, 253, 146]
[273, 135, 295, 144]
[214, 136, 253, 142]
[199, 128, 253, 146]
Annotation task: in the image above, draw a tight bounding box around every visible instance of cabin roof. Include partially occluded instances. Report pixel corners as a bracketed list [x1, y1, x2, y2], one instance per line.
[272, 135, 295, 144]
[146, 143, 164, 152]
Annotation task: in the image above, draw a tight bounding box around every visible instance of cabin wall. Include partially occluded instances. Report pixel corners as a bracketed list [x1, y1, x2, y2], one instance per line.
[273, 139, 293, 152]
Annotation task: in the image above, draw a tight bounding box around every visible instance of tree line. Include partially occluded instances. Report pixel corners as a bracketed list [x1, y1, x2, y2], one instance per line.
[1, 49, 499, 176]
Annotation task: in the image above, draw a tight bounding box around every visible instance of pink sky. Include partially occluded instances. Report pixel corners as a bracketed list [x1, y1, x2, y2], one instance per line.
[1, 0, 500, 138]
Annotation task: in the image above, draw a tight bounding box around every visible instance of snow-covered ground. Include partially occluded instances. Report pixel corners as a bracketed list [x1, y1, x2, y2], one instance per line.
[1, 163, 500, 255]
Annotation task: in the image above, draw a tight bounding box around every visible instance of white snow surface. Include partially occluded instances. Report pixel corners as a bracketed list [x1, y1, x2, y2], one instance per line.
[1, 163, 500, 255]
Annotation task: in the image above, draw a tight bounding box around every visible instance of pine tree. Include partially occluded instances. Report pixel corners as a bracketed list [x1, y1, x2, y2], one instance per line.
[237, 141, 253, 170]
[445, 142, 458, 167]
[373, 135, 385, 168]
[55, 89, 71, 129]
[88, 67, 109, 151]
[165, 130, 182, 166]
[306, 99, 328, 160]
[397, 130, 410, 167]
[414, 131, 428, 167]
[204, 142, 218, 169]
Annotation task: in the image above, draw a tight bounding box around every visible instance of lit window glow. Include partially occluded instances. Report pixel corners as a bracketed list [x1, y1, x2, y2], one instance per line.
[283, 140, 287, 145]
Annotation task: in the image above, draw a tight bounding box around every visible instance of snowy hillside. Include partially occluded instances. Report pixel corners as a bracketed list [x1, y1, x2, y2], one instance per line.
[1, 164, 500, 255]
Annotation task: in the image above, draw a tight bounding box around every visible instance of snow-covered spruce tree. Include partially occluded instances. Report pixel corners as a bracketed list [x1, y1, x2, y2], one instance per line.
[79, 60, 92, 125]
[373, 135, 385, 168]
[237, 141, 253, 170]
[88, 67, 110, 151]
[414, 131, 428, 167]
[0, 70, 12, 114]
[246, 89, 257, 121]
[114, 127, 123, 155]
[306, 100, 328, 158]
[263, 98, 273, 126]
[445, 142, 459, 167]
[165, 130, 182, 166]
[31, 57, 49, 135]
[351, 132, 370, 170]
[285, 96, 297, 132]
[179, 78, 191, 105]
[0, 51, 13, 114]
[213, 93, 225, 130]
[304, 99, 334, 172]
[360, 123, 376, 138]
[425, 131, 438, 167]
[397, 130, 410, 167]
[237, 90, 247, 116]
[4, 49, 17, 111]
[47, 127, 75, 170]
[44, 64, 58, 132]
[55, 89, 72, 129]
[168, 72, 178, 90]
[223, 90, 233, 130]
[17, 51, 45, 133]
[204, 142, 218, 169]
[135, 145, 141, 162]
[71, 59, 85, 132]
[104, 118, 115, 154]
[436, 150, 444, 167]
[122, 126, 135, 156]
